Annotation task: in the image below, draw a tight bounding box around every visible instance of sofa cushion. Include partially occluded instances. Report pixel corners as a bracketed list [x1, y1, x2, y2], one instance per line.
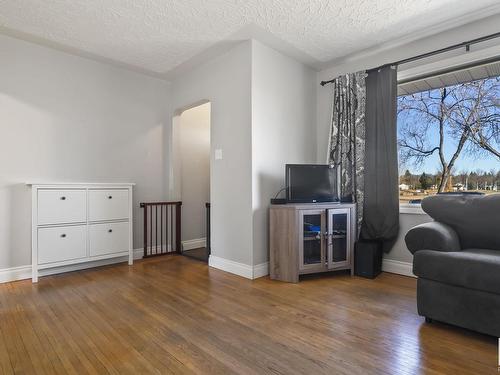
[413, 248, 500, 295]
[421, 194, 500, 250]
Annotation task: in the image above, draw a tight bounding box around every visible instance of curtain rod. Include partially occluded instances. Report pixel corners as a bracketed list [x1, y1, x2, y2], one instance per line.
[320, 31, 500, 86]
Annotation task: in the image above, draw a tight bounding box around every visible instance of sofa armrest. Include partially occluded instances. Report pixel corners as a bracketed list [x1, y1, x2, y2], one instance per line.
[405, 221, 461, 255]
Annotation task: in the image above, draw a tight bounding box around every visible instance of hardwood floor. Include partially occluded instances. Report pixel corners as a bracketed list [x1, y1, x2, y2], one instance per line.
[0, 256, 496, 374]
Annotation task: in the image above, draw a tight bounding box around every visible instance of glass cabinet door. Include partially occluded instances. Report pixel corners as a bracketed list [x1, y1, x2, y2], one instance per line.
[327, 208, 351, 269]
[299, 210, 326, 271]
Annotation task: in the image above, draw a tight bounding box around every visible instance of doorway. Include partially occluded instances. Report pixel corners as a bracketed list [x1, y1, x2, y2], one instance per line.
[173, 102, 211, 262]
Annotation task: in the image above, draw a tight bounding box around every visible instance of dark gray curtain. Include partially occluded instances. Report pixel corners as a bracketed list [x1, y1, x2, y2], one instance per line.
[360, 65, 399, 244]
[327, 71, 366, 229]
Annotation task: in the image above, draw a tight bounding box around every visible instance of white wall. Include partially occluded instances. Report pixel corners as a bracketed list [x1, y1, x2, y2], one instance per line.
[7, 14, 490, 276]
[251, 40, 316, 266]
[391, 212, 431, 263]
[171, 40, 317, 272]
[316, 14, 500, 266]
[171, 41, 253, 266]
[0, 34, 171, 269]
[0, 35, 316, 276]
[178, 103, 210, 242]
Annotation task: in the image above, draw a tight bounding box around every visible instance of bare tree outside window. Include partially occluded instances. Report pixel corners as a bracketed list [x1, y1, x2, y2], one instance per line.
[397, 76, 499, 202]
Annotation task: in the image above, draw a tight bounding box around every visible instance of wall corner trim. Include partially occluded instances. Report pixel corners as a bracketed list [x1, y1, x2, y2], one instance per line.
[382, 259, 415, 278]
[252, 262, 270, 279]
[208, 255, 269, 279]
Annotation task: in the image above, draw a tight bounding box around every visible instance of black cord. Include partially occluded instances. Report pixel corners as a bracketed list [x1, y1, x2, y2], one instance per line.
[273, 187, 287, 199]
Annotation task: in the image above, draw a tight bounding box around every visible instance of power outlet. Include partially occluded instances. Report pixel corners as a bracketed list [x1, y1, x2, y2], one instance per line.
[215, 149, 223, 160]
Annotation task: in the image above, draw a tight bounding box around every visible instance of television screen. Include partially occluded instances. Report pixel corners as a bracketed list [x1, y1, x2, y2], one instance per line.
[286, 164, 338, 203]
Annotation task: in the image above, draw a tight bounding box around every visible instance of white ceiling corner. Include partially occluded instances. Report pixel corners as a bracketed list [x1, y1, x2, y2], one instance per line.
[0, 0, 499, 80]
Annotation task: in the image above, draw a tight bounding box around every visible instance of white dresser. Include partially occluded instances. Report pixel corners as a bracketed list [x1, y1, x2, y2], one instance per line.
[28, 183, 134, 282]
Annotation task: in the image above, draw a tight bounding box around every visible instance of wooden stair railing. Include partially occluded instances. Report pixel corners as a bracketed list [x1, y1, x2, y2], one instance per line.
[139, 201, 182, 258]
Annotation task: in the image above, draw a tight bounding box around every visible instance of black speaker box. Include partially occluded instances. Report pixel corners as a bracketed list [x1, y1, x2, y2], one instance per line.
[354, 240, 383, 279]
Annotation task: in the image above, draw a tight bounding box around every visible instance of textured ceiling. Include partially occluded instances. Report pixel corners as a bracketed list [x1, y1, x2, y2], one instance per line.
[0, 0, 499, 77]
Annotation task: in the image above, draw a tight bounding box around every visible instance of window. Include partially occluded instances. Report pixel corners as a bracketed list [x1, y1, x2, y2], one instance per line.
[397, 64, 499, 204]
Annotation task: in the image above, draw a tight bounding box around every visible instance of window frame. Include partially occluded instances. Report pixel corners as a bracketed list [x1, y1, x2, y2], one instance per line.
[396, 43, 500, 211]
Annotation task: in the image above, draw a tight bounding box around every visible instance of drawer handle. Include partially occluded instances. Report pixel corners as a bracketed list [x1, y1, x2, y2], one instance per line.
[60, 234, 66, 238]
[108, 196, 113, 199]
[60, 196, 66, 200]
[108, 229, 113, 233]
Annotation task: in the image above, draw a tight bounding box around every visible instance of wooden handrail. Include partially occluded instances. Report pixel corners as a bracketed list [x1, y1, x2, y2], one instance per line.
[140, 201, 182, 207]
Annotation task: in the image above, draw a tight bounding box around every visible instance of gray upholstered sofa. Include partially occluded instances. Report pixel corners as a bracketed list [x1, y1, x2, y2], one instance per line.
[405, 193, 500, 337]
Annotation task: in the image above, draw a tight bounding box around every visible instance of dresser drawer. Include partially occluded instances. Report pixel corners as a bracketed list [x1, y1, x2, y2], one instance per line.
[89, 189, 129, 221]
[89, 222, 129, 257]
[38, 189, 86, 225]
[38, 225, 87, 265]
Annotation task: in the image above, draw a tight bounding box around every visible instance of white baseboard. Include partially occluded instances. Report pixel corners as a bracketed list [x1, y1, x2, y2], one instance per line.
[208, 255, 268, 280]
[0, 249, 145, 284]
[137, 244, 175, 257]
[253, 262, 269, 279]
[39, 256, 133, 277]
[382, 259, 415, 278]
[134, 245, 174, 258]
[134, 248, 144, 259]
[1, 254, 410, 283]
[209, 255, 252, 278]
[182, 238, 206, 251]
[0, 265, 32, 283]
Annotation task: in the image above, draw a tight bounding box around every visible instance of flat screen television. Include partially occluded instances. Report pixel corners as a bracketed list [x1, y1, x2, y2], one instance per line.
[286, 164, 338, 203]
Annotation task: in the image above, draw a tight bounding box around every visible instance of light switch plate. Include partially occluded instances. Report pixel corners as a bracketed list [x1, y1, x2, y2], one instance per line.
[215, 149, 223, 160]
